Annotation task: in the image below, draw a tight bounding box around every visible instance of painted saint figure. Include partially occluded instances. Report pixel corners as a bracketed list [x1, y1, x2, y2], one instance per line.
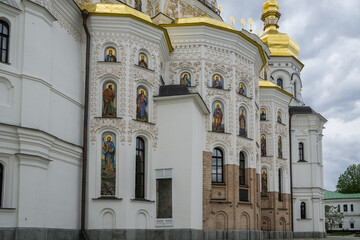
[212, 101, 224, 133]
[101, 132, 116, 196]
[239, 108, 246, 137]
[278, 136, 283, 158]
[136, 87, 148, 122]
[138, 53, 148, 69]
[135, 0, 142, 11]
[277, 111, 282, 123]
[261, 168, 268, 196]
[105, 48, 117, 62]
[238, 82, 246, 96]
[261, 135, 266, 156]
[212, 74, 223, 89]
[102, 82, 116, 117]
[180, 72, 191, 87]
[260, 109, 266, 121]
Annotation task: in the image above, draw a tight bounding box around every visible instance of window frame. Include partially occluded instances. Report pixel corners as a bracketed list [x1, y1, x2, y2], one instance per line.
[299, 142, 304, 161]
[239, 152, 246, 186]
[300, 202, 306, 219]
[277, 78, 283, 89]
[278, 169, 283, 202]
[212, 148, 224, 184]
[135, 137, 146, 199]
[351, 204, 354, 212]
[0, 20, 10, 63]
[343, 204, 348, 212]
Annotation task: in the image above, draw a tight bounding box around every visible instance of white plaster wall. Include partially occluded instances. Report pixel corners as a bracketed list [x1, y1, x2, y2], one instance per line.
[325, 199, 360, 231]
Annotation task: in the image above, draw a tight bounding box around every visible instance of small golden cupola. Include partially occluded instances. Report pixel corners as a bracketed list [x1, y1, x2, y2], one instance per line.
[260, 0, 300, 58]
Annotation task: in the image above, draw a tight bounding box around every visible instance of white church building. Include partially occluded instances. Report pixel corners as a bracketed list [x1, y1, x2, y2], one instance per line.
[0, 0, 326, 239]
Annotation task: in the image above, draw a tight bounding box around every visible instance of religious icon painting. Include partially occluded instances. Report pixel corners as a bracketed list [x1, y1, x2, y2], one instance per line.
[260, 108, 266, 121]
[212, 74, 224, 89]
[102, 81, 117, 117]
[238, 82, 247, 96]
[278, 136, 283, 158]
[239, 107, 247, 137]
[261, 134, 266, 156]
[212, 100, 225, 133]
[180, 72, 191, 87]
[138, 52, 148, 69]
[136, 86, 149, 122]
[135, 0, 142, 11]
[277, 111, 282, 123]
[104, 47, 117, 62]
[101, 132, 116, 196]
[261, 168, 268, 196]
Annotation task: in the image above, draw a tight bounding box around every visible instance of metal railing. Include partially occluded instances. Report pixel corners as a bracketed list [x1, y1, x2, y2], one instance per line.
[198, 0, 221, 15]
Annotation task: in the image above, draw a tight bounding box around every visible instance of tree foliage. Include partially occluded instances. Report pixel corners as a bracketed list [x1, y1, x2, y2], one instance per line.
[336, 164, 360, 194]
[325, 205, 344, 231]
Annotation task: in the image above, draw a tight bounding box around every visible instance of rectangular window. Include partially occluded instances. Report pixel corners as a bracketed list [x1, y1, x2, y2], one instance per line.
[338, 205, 340, 212]
[351, 223, 354, 229]
[239, 189, 248, 202]
[351, 204, 354, 212]
[156, 179, 172, 219]
[343, 204, 348, 212]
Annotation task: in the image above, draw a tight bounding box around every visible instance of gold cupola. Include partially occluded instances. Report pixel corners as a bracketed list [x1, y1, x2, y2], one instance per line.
[260, 0, 300, 58]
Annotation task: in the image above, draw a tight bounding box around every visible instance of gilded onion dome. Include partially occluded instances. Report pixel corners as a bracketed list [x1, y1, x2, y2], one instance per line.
[260, 0, 300, 58]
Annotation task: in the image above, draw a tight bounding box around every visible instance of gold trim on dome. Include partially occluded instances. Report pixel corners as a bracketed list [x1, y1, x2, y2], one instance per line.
[174, 17, 233, 30]
[261, 30, 300, 58]
[80, 3, 174, 52]
[259, 80, 293, 98]
[80, 3, 152, 23]
[161, 20, 267, 72]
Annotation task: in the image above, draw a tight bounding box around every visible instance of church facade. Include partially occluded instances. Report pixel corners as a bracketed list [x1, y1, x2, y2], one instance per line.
[0, 0, 326, 239]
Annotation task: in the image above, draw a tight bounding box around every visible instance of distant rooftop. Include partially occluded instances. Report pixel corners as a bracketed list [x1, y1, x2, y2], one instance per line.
[325, 190, 360, 200]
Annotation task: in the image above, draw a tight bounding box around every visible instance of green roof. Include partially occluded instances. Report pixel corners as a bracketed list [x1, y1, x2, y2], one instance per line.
[325, 190, 360, 200]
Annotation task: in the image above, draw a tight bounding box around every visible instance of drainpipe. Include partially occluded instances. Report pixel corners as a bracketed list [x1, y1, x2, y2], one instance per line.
[81, 9, 90, 240]
[289, 110, 294, 233]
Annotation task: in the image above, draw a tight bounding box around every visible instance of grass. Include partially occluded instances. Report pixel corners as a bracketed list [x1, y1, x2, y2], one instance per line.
[355, 233, 360, 237]
[327, 232, 353, 236]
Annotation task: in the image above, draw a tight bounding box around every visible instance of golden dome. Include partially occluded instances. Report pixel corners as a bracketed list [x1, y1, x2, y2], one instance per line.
[80, 3, 152, 23]
[173, 17, 233, 30]
[260, 0, 300, 58]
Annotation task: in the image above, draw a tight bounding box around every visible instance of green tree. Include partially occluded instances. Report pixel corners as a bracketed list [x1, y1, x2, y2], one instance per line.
[336, 164, 360, 194]
[325, 205, 344, 231]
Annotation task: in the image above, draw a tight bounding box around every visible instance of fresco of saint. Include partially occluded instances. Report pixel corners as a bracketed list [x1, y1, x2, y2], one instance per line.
[238, 82, 247, 96]
[239, 107, 246, 137]
[212, 101, 224, 133]
[102, 82, 116, 117]
[105, 47, 117, 62]
[261, 168, 268, 196]
[260, 108, 266, 121]
[212, 74, 223, 89]
[135, 0, 142, 11]
[136, 87, 148, 122]
[278, 136, 283, 158]
[180, 72, 191, 87]
[138, 53, 148, 69]
[277, 111, 282, 123]
[101, 132, 116, 196]
[261, 135, 266, 156]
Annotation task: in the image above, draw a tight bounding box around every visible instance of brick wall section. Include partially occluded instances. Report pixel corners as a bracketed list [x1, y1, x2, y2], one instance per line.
[202, 151, 262, 230]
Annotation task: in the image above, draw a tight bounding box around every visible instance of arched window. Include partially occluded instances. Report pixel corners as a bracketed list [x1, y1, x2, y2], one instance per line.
[212, 148, 223, 183]
[260, 108, 266, 121]
[136, 137, 145, 198]
[261, 135, 266, 156]
[212, 101, 224, 133]
[239, 107, 247, 137]
[180, 72, 191, 87]
[294, 82, 297, 98]
[239, 152, 245, 185]
[301, 202, 306, 219]
[238, 82, 247, 96]
[299, 142, 304, 161]
[104, 47, 117, 62]
[0, 20, 10, 63]
[136, 86, 149, 122]
[212, 74, 224, 89]
[0, 164, 3, 207]
[278, 169, 283, 201]
[138, 52, 148, 69]
[101, 132, 116, 196]
[102, 81, 117, 117]
[277, 78, 283, 89]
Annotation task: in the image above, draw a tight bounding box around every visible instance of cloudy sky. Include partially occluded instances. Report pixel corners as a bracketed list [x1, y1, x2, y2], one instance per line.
[220, 0, 360, 191]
